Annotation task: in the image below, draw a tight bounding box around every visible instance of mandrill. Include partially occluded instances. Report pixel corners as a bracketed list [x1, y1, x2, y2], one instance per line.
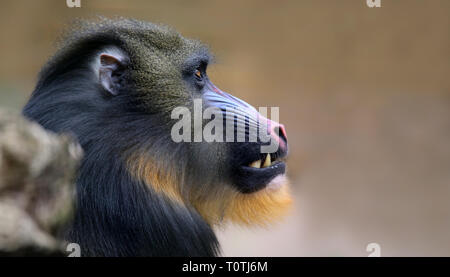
[23, 18, 290, 257]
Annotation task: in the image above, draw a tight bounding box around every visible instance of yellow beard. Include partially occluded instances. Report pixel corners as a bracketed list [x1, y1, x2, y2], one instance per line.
[193, 175, 292, 226]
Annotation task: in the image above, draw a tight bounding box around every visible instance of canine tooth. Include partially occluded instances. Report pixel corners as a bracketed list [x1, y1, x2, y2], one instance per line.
[262, 154, 271, 168]
[249, 160, 261, 168]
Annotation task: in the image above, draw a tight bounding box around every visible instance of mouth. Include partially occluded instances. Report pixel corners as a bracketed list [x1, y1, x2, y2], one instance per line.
[246, 152, 285, 169]
[233, 148, 288, 194]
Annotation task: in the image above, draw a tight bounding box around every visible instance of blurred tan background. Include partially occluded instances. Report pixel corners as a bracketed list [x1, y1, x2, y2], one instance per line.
[0, 0, 449, 256]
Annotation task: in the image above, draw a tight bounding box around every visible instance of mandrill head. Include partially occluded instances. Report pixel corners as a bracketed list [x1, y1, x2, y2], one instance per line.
[23, 17, 291, 256]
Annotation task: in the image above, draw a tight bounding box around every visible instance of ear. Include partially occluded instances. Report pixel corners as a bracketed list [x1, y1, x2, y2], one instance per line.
[98, 49, 128, 96]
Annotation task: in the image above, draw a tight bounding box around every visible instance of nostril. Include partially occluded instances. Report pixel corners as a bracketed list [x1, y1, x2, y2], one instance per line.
[273, 125, 287, 143]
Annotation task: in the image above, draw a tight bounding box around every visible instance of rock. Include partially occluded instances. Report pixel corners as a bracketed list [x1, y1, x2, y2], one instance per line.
[0, 110, 82, 256]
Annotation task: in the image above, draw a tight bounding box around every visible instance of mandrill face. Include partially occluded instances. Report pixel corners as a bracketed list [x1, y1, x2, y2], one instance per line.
[120, 23, 292, 226]
[190, 78, 292, 225]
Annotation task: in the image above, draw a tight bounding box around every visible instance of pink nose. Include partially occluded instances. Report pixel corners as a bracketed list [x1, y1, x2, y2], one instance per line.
[274, 123, 287, 142]
[268, 120, 288, 150]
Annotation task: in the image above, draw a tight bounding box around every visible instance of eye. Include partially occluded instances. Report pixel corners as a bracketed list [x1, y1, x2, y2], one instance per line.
[194, 69, 203, 80]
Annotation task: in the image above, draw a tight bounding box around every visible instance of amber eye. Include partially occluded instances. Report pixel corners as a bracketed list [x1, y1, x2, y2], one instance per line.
[194, 69, 203, 79]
